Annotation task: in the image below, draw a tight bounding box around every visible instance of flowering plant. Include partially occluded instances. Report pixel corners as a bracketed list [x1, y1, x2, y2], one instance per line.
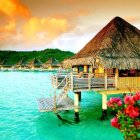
[107, 92, 140, 140]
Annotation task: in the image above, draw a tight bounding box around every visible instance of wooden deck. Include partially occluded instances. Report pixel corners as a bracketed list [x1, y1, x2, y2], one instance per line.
[99, 88, 136, 95]
[52, 73, 115, 91]
[37, 96, 75, 112]
[52, 73, 140, 93]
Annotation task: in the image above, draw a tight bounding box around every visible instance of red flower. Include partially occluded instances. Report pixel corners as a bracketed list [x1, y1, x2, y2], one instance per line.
[124, 95, 135, 105]
[133, 92, 140, 101]
[111, 117, 120, 129]
[125, 105, 139, 118]
[134, 120, 140, 128]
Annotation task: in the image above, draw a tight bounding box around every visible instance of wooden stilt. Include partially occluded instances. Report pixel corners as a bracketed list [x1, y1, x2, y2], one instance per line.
[79, 92, 81, 102]
[100, 93, 108, 120]
[76, 92, 81, 101]
[74, 92, 80, 122]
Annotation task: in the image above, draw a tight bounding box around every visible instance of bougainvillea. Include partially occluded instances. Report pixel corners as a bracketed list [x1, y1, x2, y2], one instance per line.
[107, 92, 140, 140]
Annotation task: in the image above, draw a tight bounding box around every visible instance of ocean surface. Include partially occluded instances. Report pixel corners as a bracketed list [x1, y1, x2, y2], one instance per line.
[0, 71, 123, 140]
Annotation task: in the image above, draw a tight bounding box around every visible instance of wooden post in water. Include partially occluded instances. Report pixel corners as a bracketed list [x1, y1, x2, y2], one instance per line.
[76, 92, 81, 101]
[74, 92, 80, 122]
[100, 93, 108, 120]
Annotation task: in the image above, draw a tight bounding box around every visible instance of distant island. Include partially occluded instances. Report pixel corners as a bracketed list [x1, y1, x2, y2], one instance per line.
[0, 49, 74, 66]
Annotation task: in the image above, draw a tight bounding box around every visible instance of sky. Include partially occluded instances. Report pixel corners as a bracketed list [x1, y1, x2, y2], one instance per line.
[0, 0, 140, 52]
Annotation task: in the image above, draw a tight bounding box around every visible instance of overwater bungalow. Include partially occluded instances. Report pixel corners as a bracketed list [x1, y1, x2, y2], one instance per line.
[26, 59, 35, 69]
[2, 59, 14, 70]
[13, 59, 24, 69]
[23, 59, 42, 70]
[34, 59, 42, 69]
[42, 58, 60, 70]
[38, 17, 140, 121]
[0, 59, 5, 69]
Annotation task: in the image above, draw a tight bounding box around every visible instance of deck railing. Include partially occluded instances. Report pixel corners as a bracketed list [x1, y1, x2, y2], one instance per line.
[52, 72, 140, 91]
[52, 73, 115, 91]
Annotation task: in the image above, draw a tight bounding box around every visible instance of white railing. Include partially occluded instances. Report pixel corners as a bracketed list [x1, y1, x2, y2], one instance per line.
[52, 73, 116, 91]
[52, 73, 71, 89]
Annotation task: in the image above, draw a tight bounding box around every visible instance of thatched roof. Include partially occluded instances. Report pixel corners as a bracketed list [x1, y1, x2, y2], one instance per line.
[20, 58, 42, 67]
[14, 59, 24, 67]
[25, 59, 35, 68]
[0, 59, 5, 65]
[64, 16, 140, 69]
[34, 59, 42, 67]
[43, 58, 60, 67]
[2, 59, 13, 67]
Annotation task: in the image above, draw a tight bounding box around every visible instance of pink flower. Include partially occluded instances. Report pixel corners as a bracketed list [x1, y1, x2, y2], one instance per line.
[133, 92, 140, 101]
[125, 105, 139, 118]
[111, 117, 120, 129]
[124, 95, 135, 105]
[118, 101, 122, 106]
[107, 97, 122, 108]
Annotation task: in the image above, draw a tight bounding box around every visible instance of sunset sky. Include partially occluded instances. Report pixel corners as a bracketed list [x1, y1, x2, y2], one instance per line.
[0, 0, 140, 52]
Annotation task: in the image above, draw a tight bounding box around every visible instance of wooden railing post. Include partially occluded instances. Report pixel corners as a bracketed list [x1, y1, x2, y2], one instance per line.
[54, 91, 56, 112]
[115, 68, 119, 89]
[52, 76, 53, 87]
[71, 73, 74, 90]
[88, 73, 91, 90]
[56, 76, 58, 87]
[105, 73, 107, 90]
[66, 76, 68, 89]
[115, 73, 118, 89]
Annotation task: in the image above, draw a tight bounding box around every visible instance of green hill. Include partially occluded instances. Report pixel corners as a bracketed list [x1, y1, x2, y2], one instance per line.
[0, 49, 74, 65]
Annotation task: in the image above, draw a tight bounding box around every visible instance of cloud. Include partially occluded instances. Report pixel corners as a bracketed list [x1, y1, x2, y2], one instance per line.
[0, 0, 93, 51]
[0, 0, 31, 49]
[0, 20, 16, 33]
[23, 17, 72, 43]
[124, 16, 140, 23]
[0, 0, 31, 42]
[0, 0, 31, 18]
[1, 0, 140, 51]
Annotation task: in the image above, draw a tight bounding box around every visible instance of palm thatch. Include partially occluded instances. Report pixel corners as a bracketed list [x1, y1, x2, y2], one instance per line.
[26, 59, 35, 68]
[14, 59, 24, 68]
[2, 59, 13, 67]
[20, 58, 42, 68]
[0, 59, 5, 67]
[21, 59, 28, 67]
[63, 16, 140, 69]
[42, 58, 60, 68]
[34, 59, 42, 67]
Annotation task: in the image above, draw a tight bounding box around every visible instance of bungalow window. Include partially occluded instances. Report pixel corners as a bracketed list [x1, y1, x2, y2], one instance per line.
[119, 70, 128, 77]
[119, 69, 140, 77]
[106, 68, 115, 77]
[78, 66, 84, 72]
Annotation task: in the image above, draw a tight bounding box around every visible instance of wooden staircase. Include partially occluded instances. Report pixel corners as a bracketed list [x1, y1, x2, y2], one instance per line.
[37, 74, 74, 112]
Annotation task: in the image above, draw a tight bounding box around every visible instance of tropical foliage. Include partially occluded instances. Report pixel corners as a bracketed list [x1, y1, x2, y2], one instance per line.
[107, 92, 140, 140]
[0, 49, 74, 65]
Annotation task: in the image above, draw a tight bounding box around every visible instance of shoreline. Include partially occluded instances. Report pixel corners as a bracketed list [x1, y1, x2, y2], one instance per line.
[0, 68, 58, 72]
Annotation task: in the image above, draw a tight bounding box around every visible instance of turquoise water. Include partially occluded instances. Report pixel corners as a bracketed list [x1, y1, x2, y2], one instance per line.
[0, 71, 123, 140]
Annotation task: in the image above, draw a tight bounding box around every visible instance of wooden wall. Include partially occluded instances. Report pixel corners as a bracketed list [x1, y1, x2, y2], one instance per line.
[118, 77, 140, 89]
